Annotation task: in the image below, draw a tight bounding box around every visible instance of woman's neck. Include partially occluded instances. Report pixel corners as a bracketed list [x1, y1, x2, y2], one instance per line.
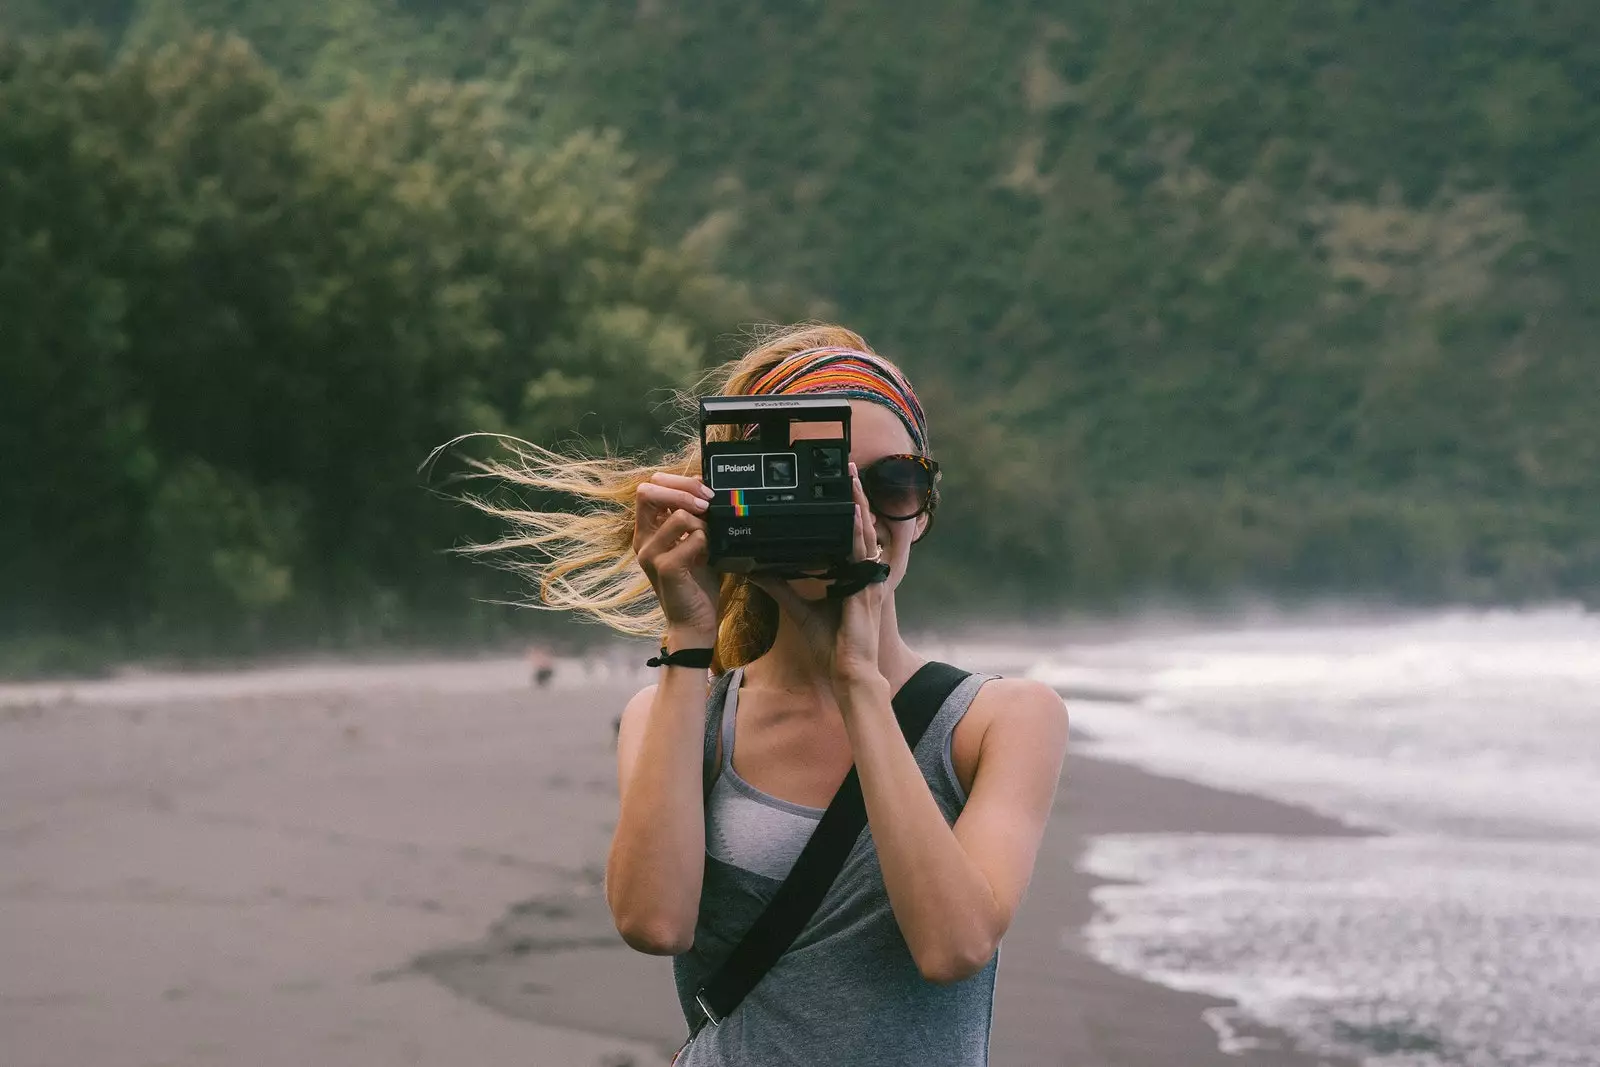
[747, 590, 923, 697]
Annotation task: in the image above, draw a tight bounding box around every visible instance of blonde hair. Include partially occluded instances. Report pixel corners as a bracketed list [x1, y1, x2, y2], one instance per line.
[457, 323, 907, 675]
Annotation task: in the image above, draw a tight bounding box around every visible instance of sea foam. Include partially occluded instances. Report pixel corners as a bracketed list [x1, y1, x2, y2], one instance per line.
[1026, 608, 1600, 1067]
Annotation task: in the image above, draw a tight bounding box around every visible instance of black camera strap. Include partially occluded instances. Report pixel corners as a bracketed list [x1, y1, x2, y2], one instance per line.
[761, 559, 892, 598]
[688, 660, 971, 1038]
[823, 558, 891, 598]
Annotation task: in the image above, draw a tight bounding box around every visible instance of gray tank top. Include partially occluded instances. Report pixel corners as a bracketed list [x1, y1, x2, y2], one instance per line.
[672, 666, 999, 1066]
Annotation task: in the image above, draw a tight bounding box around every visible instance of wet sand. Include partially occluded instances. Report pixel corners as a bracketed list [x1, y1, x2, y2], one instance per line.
[1, 658, 1358, 1066]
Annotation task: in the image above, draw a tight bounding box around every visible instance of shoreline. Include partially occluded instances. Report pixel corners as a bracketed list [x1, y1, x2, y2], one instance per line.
[0, 598, 1502, 688]
[989, 732, 1367, 1067]
[2, 663, 1367, 1066]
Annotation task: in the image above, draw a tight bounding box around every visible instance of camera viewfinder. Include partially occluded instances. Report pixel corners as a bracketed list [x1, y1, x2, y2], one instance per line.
[811, 447, 844, 480]
[764, 454, 797, 488]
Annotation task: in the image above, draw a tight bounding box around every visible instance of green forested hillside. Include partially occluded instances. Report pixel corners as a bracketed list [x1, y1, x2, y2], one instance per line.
[3, 1, 1598, 670]
[533, 1, 1600, 604]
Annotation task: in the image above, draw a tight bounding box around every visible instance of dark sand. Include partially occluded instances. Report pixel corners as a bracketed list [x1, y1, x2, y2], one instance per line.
[0, 659, 1362, 1066]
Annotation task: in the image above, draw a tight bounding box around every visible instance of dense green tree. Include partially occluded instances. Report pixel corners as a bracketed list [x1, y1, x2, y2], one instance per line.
[0, 31, 751, 662]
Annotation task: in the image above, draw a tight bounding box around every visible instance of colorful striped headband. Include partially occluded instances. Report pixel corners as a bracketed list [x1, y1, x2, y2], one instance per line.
[747, 346, 929, 453]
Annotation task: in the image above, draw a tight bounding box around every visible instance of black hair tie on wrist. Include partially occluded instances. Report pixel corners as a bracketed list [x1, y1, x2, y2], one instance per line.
[647, 646, 714, 669]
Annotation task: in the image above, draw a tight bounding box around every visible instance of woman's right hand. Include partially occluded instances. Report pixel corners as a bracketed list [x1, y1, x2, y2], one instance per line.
[633, 472, 720, 642]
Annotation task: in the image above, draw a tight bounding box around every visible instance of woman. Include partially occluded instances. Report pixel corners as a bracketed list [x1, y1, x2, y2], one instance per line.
[482, 324, 1068, 1065]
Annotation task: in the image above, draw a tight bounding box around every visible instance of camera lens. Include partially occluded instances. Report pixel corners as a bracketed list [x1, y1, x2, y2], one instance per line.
[763, 453, 797, 487]
[811, 447, 843, 479]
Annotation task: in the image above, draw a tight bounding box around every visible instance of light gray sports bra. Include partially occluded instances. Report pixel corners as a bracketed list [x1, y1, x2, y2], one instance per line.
[703, 668, 971, 882]
[703, 669, 822, 881]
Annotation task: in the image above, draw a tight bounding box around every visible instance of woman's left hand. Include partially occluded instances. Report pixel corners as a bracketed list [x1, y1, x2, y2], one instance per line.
[752, 463, 886, 688]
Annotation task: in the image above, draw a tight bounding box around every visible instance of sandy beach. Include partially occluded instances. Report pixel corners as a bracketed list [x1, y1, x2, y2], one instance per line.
[1, 656, 1360, 1067]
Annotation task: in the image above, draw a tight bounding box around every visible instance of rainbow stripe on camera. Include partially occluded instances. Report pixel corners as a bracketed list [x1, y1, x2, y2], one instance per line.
[730, 490, 749, 517]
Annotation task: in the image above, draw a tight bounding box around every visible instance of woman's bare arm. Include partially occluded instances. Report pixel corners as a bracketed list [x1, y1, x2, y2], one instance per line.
[606, 470, 720, 954]
[606, 658, 713, 954]
[841, 676, 1069, 983]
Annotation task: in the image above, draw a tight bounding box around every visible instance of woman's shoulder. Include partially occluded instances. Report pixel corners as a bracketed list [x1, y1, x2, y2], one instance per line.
[621, 668, 726, 711]
[621, 682, 658, 718]
[943, 669, 1068, 796]
[616, 673, 727, 737]
[957, 671, 1069, 741]
[924, 658, 1065, 710]
[968, 672, 1066, 702]
[614, 683, 658, 750]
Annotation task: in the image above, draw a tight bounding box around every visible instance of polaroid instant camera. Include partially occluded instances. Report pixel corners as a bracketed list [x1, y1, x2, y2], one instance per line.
[699, 394, 857, 575]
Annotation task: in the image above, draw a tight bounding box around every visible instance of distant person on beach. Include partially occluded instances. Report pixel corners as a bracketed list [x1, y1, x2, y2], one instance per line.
[470, 324, 1070, 1065]
[526, 645, 555, 688]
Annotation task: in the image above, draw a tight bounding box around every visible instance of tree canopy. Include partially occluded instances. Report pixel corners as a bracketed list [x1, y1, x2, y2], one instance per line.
[0, 27, 751, 669]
